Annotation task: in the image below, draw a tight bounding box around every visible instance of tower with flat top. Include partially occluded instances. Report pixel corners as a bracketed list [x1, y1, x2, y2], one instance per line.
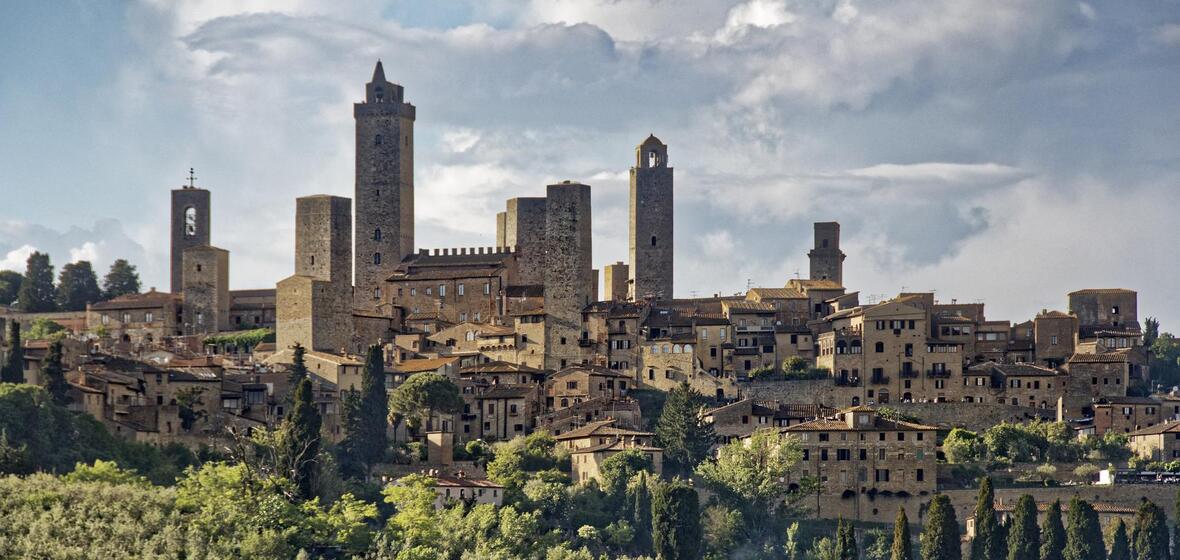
[808, 222, 845, 285]
[629, 134, 673, 301]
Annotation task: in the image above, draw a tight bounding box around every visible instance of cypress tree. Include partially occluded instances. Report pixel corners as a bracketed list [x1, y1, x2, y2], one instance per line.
[101, 259, 140, 299]
[971, 477, 1004, 560]
[42, 339, 69, 405]
[56, 261, 102, 311]
[283, 377, 322, 499]
[1132, 500, 1169, 560]
[1108, 519, 1130, 560]
[655, 381, 715, 476]
[1040, 500, 1065, 560]
[342, 344, 388, 477]
[629, 470, 654, 553]
[1, 321, 23, 383]
[288, 343, 308, 387]
[652, 480, 702, 560]
[921, 494, 961, 560]
[17, 251, 56, 312]
[1006, 495, 1039, 560]
[1064, 498, 1104, 560]
[837, 517, 858, 560]
[893, 507, 913, 560]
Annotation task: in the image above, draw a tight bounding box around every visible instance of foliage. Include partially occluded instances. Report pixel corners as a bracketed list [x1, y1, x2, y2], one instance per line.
[1131, 500, 1169, 560]
[56, 260, 103, 311]
[486, 431, 566, 497]
[892, 507, 912, 560]
[1083, 431, 1131, 462]
[862, 527, 891, 560]
[17, 251, 56, 312]
[1039, 500, 1065, 560]
[2, 320, 23, 383]
[65, 459, 150, 486]
[1150, 332, 1180, 388]
[695, 428, 808, 521]
[809, 536, 841, 560]
[970, 421, 1084, 464]
[283, 378, 322, 499]
[1107, 519, 1129, 560]
[920, 494, 961, 560]
[835, 518, 857, 560]
[1063, 498, 1103, 560]
[703, 504, 743, 559]
[174, 386, 207, 431]
[943, 428, 983, 463]
[201, 328, 275, 350]
[339, 345, 390, 478]
[652, 479, 702, 560]
[656, 381, 715, 476]
[0, 270, 21, 306]
[783, 356, 809, 373]
[288, 342, 308, 386]
[1006, 495, 1039, 560]
[26, 317, 66, 340]
[599, 448, 652, 498]
[102, 259, 141, 299]
[388, 371, 464, 432]
[43, 339, 70, 405]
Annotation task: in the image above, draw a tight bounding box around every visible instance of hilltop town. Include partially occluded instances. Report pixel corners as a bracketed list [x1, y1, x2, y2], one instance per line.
[3, 62, 1180, 559]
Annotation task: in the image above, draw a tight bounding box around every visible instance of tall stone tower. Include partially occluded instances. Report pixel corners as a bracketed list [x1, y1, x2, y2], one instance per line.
[629, 135, 673, 301]
[170, 184, 210, 294]
[544, 181, 593, 370]
[277, 195, 354, 354]
[808, 222, 845, 285]
[354, 60, 415, 310]
[603, 262, 629, 301]
[182, 245, 230, 334]
[504, 197, 548, 286]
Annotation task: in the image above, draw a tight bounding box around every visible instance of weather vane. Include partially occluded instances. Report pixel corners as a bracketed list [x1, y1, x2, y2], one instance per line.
[187, 167, 197, 189]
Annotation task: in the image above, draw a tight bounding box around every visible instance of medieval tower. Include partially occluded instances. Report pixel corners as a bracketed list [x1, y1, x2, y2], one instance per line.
[354, 60, 415, 310]
[543, 181, 593, 370]
[276, 195, 354, 353]
[628, 134, 673, 301]
[170, 183, 210, 293]
[808, 221, 845, 285]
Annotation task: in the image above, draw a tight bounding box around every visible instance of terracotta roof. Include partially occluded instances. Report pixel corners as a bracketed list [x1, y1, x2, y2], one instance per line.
[747, 287, 806, 300]
[554, 419, 654, 440]
[783, 410, 937, 432]
[395, 356, 458, 374]
[723, 301, 777, 313]
[989, 501, 1135, 514]
[1068, 352, 1130, 364]
[1128, 419, 1180, 437]
[89, 290, 178, 311]
[405, 312, 442, 321]
[305, 350, 364, 366]
[1094, 396, 1161, 406]
[790, 279, 844, 290]
[570, 438, 662, 454]
[459, 360, 544, 375]
[1036, 310, 1074, 319]
[968, 362, 1060, 377]
[476, 385, 534, 399]
[1068, 288, 1136, 296]
[551, 364, 630, 378]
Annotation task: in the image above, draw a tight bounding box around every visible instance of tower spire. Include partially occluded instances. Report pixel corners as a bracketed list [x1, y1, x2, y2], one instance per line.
[372, 59, 386, 83]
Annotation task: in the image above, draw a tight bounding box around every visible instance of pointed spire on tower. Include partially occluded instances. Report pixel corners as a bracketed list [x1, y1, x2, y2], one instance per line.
[372, 59, 386, 83]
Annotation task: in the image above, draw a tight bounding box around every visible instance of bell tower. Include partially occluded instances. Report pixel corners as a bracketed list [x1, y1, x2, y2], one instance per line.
[170, 168, 210, 294]
[628, 134, 674, 301]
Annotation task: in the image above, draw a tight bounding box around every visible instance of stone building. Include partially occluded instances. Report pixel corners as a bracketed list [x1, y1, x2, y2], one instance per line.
[808, 222, 845, 286]
[386, 248, 516, 324]
[543, 181, 593, 370]
[276, 195, 353, 353]
[170, 184, 210, 294]
[228, 289, 277, 330]
[629, 135, 673, 301]
[1127, 419, 1180, 461]
[544, 365, 629, 412]
[1092, 396, 1163, 436]
[1033, 310, 1078, 368]
[1069, 288, 1139, 337]
[704, 400, 833, 446]
[181, 245, 230, 335]
[501, 197, 547, 286]
[571, 439, 663, 484]
[354, 60, 415, 311]
[87, 289, 182, 345]
[603, 262, 629, 302]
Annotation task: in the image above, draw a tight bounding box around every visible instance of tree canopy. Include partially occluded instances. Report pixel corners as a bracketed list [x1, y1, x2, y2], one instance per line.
[102, 259, 141, 299]
[56, 260, 102, 311]
[17, 251, 56, 312]
[655, 381, 715, 476]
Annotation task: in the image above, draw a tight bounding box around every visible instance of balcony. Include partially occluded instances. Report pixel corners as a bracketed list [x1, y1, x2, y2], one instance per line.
[608, 327, 629, 335]
[899, 370, 919, 379]
[869, 374, 890, 385]
[927, 369, 951, 379]
[834, 375, 861, 387]
[578, 338, 595, 348]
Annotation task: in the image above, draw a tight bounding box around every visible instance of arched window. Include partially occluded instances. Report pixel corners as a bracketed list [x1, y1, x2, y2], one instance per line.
[836, 340, 847, 355]
[672, 344, 682, 354]
[650, 235, 657, 247]
[875, 341, 885, 353]
[560, 398, 568, 408]
[373, 253, 381, 265]
[684, 344, 692, 353]
[648, 150, 659, 167]
[465, 331, 475, 341]
[850, 340, 862, 354]
[663, 344, 671, 354]
[184, 207, 197, 237]
[374, 228, 382, 241]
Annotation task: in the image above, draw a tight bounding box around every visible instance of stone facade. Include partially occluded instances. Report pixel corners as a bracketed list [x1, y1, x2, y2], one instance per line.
[543, 181, 593, 370]
[1128, 420, 1180, 461]
[277, 195, 353, 353]
[1034, 310, 1078, 368]
[629, 135, 674, 301]
[808, 222, 845, 286]
[1069, 289, 1138, 333]
[386, 248, 515, 324]
[503, 197, 547, 286]
[170, 186, 210, 293]
[603, 262, 629, 302]
[87, 290, 182, 344]
[181, 245, 230, 335]
[354, 60, 415, 310]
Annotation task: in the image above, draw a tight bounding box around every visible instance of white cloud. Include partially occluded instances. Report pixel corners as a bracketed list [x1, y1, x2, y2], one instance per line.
[0, 245, 36, 272]
[69, 242, 100, 263]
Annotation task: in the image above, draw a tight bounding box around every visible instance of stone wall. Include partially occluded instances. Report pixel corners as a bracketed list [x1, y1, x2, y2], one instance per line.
[170, 187, 210, 293]
[182, 245, 230, 334]
[543, 182, 592, 370]
[505, 197, 547, 286]
[629, 137, 673, 301]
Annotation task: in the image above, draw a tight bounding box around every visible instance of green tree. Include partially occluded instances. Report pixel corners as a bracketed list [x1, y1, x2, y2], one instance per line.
[56, 260, 102, 311]
[102, 259, 140, 299]
[893, 506, 913, 560]
[288, 343, 308, 387]
[1064, 498, 1104, 560]
[837, 517, 858, 560]
[42, 340, 69, 406]
[16, 252, 55, 312]
[629, 470, 654, 552]
[1145, 317, 1160, 348]
[1131, 500, 1168, 560]
[943, 428, 982, 463]
[695, 428, 810, 538]
[283, 377, 322, 499]
[652, 480, 701, 560]
[0, 270, 22, 306]
[783, 356, 809, 372]
[920, 494, 961, 560]
[340, 345, 389, 478]
[656, 381, 715, 476]
[388, 370, 464, 433]
[599, 448, 651, 499]
[1, 320, 23, 384]
[1107, 519, 1129, 560]
[971, 477, 1004, 560]
[1040, 500, 1065, 560]
[1005, 495, 1039, 560]
[25, 318, 64, 340]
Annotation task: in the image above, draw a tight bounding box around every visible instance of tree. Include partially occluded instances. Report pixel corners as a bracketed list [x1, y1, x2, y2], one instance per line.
[102, 259, 140, 299]
[288, 343, 308, 387]
[920, 494, 961, 560]
[783, 356, 809, 372]
[1, 320, 23, 384]
[1174, 488, 1180, 560]
[1006, 495, 1039, 560]
[1040, 500, 1065, 560]
[652, 480, 701, 560]
[1145, 317, 1160, 348]
[283, 377, 322, 499]
[943, 428, 982, 463]
[341, 345, 389, 478]
[1063, 498, 1104, 560]
[56, 260, 102, 311]
[599, 448, 651, 499]
[892, 507, 913, 560]
[836, 517, 858, 560]
[1131, 500, 1168, 560]
[1107, 519, 1129, 560]
[655, 381, 715, 475]
[16, 252, 55, 312]
[629, 470, 654, 552]
[0, 270, 22, 306]
[25, 318, 64, 340]
[388, 371, 463, 433]
[971, 477, 1004, 560]
[42, 340, 69, 406]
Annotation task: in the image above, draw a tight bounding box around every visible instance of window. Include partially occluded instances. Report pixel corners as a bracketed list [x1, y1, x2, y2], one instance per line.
[410, 288, 417, 296]
[184, 207, 197, 237]
[875, 342, 885, 353]
[145, 312, 154, 322]
[484, 282, 491, 295]
[102, 314, 109, 325]
[1050, 335, 1058, 345]
[651, 235, 657, 247]
[373, 252, 381, 265]
[439, 284, 446, 297]
[122, 312, 131, 323]
[458, 283, 465, 296]
[566, 381, 577, 390]
[375, 134, 383, 145]
[373, 228, 382, 241]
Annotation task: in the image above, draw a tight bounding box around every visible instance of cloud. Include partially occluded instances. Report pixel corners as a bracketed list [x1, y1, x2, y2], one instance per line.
[0, 220, 155, 287]
[0, 245, 36, 272]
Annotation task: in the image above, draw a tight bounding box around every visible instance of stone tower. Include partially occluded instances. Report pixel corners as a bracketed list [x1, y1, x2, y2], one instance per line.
[277, 195, 354, 353]
[170, 185, 210, 294]
[629, 134, 673, 301]
[808, 222, 845, 285]
[354, 60, 415, 310]
[603, 262, 629, 301]
[504, 197, 548, 286]
[182, 245, 230, 334]
[543, 181, 593, 370]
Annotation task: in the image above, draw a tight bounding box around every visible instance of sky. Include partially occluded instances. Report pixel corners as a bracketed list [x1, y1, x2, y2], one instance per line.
[1, 0, 1178, 327]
